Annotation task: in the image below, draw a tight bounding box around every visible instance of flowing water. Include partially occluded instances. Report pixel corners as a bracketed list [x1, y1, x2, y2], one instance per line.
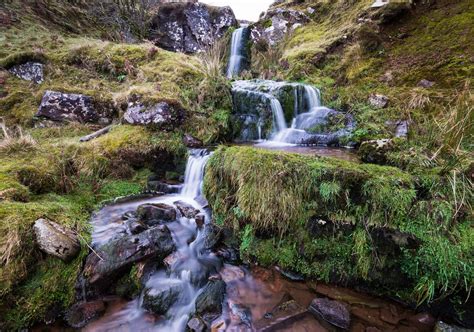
[227, 27, 248, 78]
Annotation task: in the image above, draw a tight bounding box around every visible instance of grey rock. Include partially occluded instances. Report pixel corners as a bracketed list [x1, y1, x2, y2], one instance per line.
[147, 180, 183, 194]
[83, 225, 175, 285]
[183, 133, 203, 148]
[33, 218, 80, 262]
[123, 101, 184, 130]
[195, 213, 205, 228]
[65, 300, 105, 328]
[36, 90, 113, 124]
[369, 93, 389, 108]
[418, 79, 435, 88]
[195, 279, 226, 316]
[203, 223, 223, 251]
[308, 297, 351, 329]
[187, 316, 206, 332]
[8, 61, 44, 84]
[143, 280, 185, 315]
[149, 2, 237, 53]
[136, 203, 177, 225]
[358, 138, 394, 164]
[386, 120, 409, 138]
[174, 200, 199, 218]
[435, 321, 472, 332]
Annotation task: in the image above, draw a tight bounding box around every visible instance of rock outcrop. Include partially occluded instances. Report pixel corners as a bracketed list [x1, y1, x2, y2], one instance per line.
[358, 138, 395, 164]
[36, 90, 113, 124]
[149, 2, 237, 53]
[33, 218, 80, 262]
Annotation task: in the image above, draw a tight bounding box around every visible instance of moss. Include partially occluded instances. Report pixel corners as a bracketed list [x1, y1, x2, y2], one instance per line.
[204, 146, 472, 304]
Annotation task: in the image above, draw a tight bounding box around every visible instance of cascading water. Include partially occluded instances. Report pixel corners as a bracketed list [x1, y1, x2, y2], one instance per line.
[181, 149, 212, 198]
[231, 79, 354, 146]
[86, 149, 219, 331]
[226, 27, 248, 78]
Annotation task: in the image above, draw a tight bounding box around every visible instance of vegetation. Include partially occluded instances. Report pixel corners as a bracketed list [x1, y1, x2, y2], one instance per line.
[204, 146, 473, 305]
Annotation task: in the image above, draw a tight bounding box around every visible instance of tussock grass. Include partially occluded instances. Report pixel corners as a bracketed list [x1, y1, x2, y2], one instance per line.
[0, 118, 37, 154]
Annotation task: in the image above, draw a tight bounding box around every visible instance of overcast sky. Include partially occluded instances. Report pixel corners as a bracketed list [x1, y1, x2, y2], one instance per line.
[200, 0, 274, 21]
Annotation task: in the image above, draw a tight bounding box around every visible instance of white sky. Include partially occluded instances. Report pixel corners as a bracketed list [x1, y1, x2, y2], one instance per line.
[200, 0, 274, 21]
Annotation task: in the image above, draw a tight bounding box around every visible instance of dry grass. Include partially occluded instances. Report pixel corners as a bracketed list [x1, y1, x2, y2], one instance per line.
[0, 118, 37, 154]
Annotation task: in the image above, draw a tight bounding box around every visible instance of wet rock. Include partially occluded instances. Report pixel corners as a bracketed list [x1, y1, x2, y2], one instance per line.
[216, 246, 240, 264]
[33, 218, 80, 262]
[187, 316, 206, 332]
[203, 223, 223, 250]
[125, 219, 148, 235]
[149, 2, 237, 53]
[434, 321, 470, 332]
[183, 133, 202, 148]
[195, 195, 209, 209]
[276, 267, 305, 281]
[174, 200, 199, 219]
[123, 101, 184, 130]
[36, 90, 113, 124]
[195, 279, 226, 316]
[136, 203, 177, 225]
[147, 180, 183, 194]
[122, 210, 137, 220]
[358, 138, 395, 164]
[143, 280, 185, 315]
[219, 265, 245, 283]
[255, 299, 306, 331]
[369, 93, 389, 109]
[195, 213, 206, 228]
[8, 61, 44, 84]
[308, 297, 351, 330]
[230, 303, 252, 327]
[83, 225, 175, 285]
[163, 251, 184, 270]
[65, 300, 106, 328]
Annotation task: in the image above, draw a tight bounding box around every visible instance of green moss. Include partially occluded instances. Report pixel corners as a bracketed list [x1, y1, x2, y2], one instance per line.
[204, 146, 473, 304]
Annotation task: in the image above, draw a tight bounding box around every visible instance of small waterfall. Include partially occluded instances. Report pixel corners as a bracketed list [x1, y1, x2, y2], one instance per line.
[227, 27, 248, 78]
[304, 85, 322, 109]
[181, 149, 211, 199]
[270, 97, 287, 133]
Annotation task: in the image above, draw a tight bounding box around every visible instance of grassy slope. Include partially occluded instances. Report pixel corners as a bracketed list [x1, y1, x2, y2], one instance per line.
[0, 1, 233, 329]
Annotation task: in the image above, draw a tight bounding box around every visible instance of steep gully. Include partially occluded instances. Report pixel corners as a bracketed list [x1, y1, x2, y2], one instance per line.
[68, 27, 435, 331]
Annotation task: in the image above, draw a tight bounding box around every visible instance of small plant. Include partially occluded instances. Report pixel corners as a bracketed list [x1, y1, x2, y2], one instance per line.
[0, 118, 37, 154]
[240, 224, 254, 258]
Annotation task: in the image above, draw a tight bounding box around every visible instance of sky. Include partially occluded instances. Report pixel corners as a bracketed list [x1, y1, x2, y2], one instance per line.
[200, 0, 274, 21]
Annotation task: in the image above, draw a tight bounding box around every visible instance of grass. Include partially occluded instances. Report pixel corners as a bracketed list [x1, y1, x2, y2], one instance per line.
[204, 146, 473, 305]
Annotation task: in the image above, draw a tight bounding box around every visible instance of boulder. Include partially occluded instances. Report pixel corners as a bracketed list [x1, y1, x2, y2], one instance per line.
[174, 200, 199, 219]
[386, 120, 409, 138]
[124, 219, 148, 235]
[308, 297, 351, 330]
[195, 213, 206, 228]
[8, 61, 44, 84]
[123, 101, 184, 130]
[368, 93, 389, 108]
[187, 316, 207, 332]
[83, 225, 175, 285]
[136, 203, 177, 225]
[358, 139, 395, 164]
[36, 90, 112, 124]
[147, 180, 183, 194]
[183, 133, 203, 148]
[65, 300, 106, 328]
[149, 2, 237, 53]
[203, 223, 223, 251]
[33, 218, 80, 262]
[195, 279, 226, 316]
[142, 280, 185, 315]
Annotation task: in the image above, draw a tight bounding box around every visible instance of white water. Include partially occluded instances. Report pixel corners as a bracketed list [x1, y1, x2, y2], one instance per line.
[270, 97, 287, 134]
[87, 149, 216, 331]
[181, 149, 212, 199]
[227, 27, 246, 78]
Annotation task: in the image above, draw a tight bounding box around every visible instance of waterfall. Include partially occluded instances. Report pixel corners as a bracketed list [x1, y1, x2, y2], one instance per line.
[304, 85, 322, 109]
[181, 149, 211, 198]
[270, 97, 287, 133]
[226, 27, 247, 78]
